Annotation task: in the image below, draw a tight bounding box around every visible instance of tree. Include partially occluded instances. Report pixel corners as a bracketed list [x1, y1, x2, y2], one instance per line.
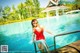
[25, 0, 34, 17]
[0, 6, 3, 18]
[17, 3, 24, 20]
[2, 6, 11, 20]
[0, 6, 3, 12]
[33, 0, 40, 17]
[75, 0, 80, 9]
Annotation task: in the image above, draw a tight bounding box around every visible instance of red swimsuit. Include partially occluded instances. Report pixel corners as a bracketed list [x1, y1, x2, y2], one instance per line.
[34, 28, 45, 40]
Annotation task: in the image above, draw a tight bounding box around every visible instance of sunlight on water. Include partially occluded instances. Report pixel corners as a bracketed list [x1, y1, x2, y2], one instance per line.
[0, 13, 80, 52]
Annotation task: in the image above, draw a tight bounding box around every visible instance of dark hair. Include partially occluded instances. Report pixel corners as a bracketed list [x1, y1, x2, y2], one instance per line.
[31, 19, 38, 28]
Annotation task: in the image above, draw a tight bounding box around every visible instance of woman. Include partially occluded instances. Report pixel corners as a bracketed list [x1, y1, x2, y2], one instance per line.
[31, 19, 53, 53]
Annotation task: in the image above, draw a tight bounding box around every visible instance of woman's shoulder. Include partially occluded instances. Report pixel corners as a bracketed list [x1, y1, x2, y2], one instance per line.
[40, 25, 44, 29]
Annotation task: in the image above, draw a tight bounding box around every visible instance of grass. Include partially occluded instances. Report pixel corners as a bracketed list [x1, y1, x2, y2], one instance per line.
[0, 17, 36, 25]
[0, 17, 45, 25]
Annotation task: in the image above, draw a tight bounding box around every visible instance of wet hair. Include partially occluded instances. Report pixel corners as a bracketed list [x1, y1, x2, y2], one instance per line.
[31, 19, 38, 28]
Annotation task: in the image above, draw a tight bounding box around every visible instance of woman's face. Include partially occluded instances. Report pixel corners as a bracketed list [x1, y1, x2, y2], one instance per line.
[33, 20, 38, 27]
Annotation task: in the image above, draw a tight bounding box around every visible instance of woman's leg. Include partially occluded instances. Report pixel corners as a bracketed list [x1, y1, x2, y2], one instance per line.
[36, 40, 50, 53]
[41, 40, 50, 53]
[38, 43, 45, 53]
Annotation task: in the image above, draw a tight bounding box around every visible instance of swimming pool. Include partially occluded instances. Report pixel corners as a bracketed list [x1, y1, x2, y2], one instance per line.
[0, 13, 80, 53]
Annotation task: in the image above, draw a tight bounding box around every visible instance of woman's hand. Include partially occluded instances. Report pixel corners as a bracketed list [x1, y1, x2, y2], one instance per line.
[41, 25, 54, 36]
[32, 33, 36, 42]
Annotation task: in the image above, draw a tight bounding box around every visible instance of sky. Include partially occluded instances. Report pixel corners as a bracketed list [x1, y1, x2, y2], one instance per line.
[0, 0, 47, 8]
[0, 0, 26, 8]
[0, 0, 75, 8]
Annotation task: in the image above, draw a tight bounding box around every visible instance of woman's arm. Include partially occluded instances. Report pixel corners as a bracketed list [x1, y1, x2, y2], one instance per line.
[32, 33, 35, 42]
[45, 29, 54, 35]
[41, 25, 54, 35]
[32, 29, 36, 42]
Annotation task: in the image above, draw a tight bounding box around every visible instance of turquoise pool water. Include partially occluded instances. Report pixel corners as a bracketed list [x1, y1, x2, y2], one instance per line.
[0, 13, 80, 53]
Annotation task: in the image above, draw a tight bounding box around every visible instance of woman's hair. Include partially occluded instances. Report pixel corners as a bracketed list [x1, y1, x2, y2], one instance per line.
[31, 19, 38, 28]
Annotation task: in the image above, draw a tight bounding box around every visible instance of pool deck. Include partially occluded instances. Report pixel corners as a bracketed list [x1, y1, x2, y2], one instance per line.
[50, 40, 80, 53]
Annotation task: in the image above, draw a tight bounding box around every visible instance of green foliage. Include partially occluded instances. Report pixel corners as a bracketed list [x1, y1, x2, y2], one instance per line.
[0, 0, 41, 25]
[33, 0, 40, 17]
[0, 0, 80, 25]
[75, 0, 80, 9]
[3, 6, 11, 15]
[0, 6, 3, 12]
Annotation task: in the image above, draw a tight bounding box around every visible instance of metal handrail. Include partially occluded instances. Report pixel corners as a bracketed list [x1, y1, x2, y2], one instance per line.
[33, 42, 37, 53]
[53, 30, 80, 53]
[33, 30, 80, 53]
[54, 30, 80, 37]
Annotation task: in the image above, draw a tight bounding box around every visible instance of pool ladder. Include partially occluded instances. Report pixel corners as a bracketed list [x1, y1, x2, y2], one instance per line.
[33, 30, 80, 53]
